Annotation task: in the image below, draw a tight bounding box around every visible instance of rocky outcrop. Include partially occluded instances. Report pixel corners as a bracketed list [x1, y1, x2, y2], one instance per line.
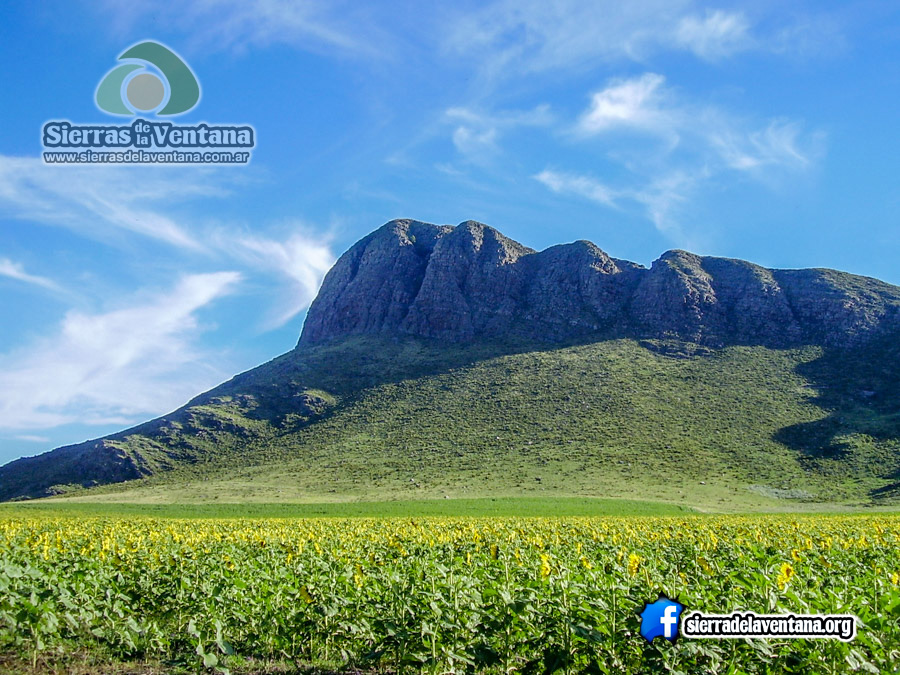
[400, 221, 534, 340]
[0, 439, 146, 499]
[299, 220, 452, 344]
[300, 219, 900, 349]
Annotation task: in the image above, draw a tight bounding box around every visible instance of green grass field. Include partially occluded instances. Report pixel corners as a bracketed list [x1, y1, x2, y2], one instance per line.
[0, 497, 691, 520]
[7, 497, 899, 521]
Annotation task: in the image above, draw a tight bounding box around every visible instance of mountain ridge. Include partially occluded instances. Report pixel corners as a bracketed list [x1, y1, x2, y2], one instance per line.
[1, 218, 899, 503]
[300, 219, 900, 349]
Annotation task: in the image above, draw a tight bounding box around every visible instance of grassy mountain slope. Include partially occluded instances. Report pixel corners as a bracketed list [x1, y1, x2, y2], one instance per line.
[4, 220, 900, 509]
[11, 334, 898, 507]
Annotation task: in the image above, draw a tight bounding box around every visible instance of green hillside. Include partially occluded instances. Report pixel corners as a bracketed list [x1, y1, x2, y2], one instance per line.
[24, 335, 899, 509]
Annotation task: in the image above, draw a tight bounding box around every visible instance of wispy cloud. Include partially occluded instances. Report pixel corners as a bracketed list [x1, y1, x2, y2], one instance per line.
[577, 73, 671, 137]
[576, 73, 822, 172]
[444, 1, 756, 84]
[94, 0, 838, 71]
[0, 155, 335, 329]
[0, 258, 63, 293]
[0, 272, 241, 430]
[709, 119, 814, 171]
[630, 171, 702, 238]
[769, 11, 849, 60]
[674, 10, 752, 60]
[99, 0, 393, 58]
[214, 227, 336, 328]
[0, 157, 223, 250]
[537, 73, 824, 239]
[0, 155, 335, 435]
[535, 168, 697, 238]
[576, 73, 820, 170]
[534, 169, 620, 209]
[445, 105, 552, 162]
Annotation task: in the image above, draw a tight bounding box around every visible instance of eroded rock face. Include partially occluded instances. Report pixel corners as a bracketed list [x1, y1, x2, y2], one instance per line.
[299, 220, 452, 344]
[400, 222, 534, 340]
[300, 219, 900, 348]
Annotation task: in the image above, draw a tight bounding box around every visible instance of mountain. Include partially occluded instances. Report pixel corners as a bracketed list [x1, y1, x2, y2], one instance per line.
[303, 219, 900, 348]
[2, 219, 899, 505]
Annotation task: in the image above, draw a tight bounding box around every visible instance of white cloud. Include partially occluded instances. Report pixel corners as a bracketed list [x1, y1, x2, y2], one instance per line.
[13, 435, 50, 443]
[0, 157, 226, 250]
[0, 159, 332, 439]
[534, 169, 621, 208]
[535, 168, 695, 237]
[710, 119, 814, 171]
[446, 105, 552, 161]
[0, 155, 335, 330]
[539, 72, 823, 238]
[0, 272, 241, 430]
[217, 228, 335, 328]
[577, 73, 670, 135]
[576, 73, 821, 173]
[451, 126, 499, 159]
[674, 10, 752, 60]
[0, 258, 63, 293]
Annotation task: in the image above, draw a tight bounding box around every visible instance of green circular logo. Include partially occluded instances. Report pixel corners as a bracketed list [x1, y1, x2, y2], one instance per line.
[95, 41, 200, 117]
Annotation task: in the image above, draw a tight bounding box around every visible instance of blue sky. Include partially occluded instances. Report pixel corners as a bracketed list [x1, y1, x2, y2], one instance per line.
[1, 0, 899, 465]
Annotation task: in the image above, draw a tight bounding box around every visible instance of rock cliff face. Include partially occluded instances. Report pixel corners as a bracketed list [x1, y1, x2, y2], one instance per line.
[300, 219, 900, 349]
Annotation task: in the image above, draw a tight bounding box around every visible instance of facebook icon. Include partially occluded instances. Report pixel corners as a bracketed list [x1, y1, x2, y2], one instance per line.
[638, 595, 685, 643]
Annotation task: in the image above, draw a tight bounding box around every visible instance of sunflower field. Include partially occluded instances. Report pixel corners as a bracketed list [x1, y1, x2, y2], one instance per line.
[0, 515, 898, 673]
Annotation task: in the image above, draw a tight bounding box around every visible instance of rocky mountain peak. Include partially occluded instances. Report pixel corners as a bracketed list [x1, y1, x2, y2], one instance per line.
[300, 219, 900, 349]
